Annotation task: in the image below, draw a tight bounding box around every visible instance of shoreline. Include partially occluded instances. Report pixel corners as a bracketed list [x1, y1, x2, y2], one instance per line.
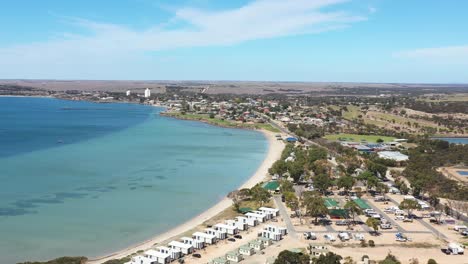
[87, 129, 284, 264]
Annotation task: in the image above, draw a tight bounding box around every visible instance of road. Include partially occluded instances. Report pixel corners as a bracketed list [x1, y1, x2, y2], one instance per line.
[273, 195, 298, 240]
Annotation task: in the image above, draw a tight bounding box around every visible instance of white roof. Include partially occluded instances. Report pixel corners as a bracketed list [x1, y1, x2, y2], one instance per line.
[377, 151, 409, 161]
[131, 256, 154, 264]
[215, 223, 237, 230]
[193, 232, 215, 239]
[169, 241, 192, 249]
[259, 207, 279, 212]
[145, 249, 169, 258]
[246, 212, 265, 218]
[181, 236, 193, 241]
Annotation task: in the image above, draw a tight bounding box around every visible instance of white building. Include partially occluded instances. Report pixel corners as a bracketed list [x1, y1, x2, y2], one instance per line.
[259, 207, 279, 218]
[181, 236, 204, 249]
[144, 249, 171, 264]
[246, 212, 266, 223]
[125, 256, 156, 264]
[155, 246, 180, 261]
[193, 231, 217, 245]
[261, 225, 286, 241]
[214, 223, 239, 235]
[226, 219, 247, 231]
[236, 216, 257, 227]
[377, 151, 408, 162]
[144, 88, 151, 98]
[126, 90, 131, 96]
[168, 241, 193, 255]
[205, 228, 227, 240]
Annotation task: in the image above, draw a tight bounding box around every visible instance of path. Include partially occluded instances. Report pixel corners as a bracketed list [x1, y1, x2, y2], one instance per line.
[273, 195, 298, 239]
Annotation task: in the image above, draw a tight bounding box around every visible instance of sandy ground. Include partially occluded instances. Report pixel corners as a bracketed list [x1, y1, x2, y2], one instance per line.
[87, 131, 284, 264]
[438, 167, 468, 184]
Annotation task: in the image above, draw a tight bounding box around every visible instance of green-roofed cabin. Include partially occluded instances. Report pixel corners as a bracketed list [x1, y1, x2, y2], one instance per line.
[239, 245, 255, 256]
[226, 251, 243, 263]
[328, 209, 349, 219]
[211, 257, 230, 264]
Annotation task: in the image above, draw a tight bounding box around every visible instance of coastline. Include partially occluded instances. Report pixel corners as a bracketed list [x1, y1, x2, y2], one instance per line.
[87, 129, 284, 264]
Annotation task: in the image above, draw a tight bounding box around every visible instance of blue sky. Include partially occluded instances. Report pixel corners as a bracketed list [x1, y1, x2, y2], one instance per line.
[1, 0, 467, 83]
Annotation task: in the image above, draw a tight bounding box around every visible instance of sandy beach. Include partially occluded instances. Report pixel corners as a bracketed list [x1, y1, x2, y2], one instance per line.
[87, 130, 284, 264]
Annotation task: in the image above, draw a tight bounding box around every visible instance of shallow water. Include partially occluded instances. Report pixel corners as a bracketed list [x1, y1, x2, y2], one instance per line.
[0, 97, 267, 263]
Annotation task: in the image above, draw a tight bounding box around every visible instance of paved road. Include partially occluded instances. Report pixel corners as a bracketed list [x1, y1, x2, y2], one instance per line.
[385, 196, 449, 240]
[363, 198, 407, 232]
[273, 195, 298, 239]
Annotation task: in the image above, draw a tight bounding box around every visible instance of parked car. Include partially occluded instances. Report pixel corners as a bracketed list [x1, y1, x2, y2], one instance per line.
[324, 234, 336, 242]
[403, 218, 413, 223]
[234, 235, 242, 239]
[461, 230, 468, 237]
[395, 215, 405, 221]
[303, 232, 317, 240]
[338, 232, 350, 241]
[193, 254, 202, 258]
[227, 238, 236, 242]
[380, 223, 392, 229]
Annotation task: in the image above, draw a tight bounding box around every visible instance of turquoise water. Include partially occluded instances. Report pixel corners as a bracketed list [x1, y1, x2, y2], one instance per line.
[0, 97, 267, 263]
[457, 171, 468, 176]
[432, 137, 468, 144]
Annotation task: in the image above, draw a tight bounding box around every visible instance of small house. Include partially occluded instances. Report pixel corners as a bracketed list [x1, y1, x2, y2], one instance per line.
[205, 228, 227, 240]
[249, 240, 265, 251]
[211, 257, 230, 264]
[155, 246, 180, 261]
[236, 216, 257, 227]
[226, 219, 248, 231]
[181, 236, 204, 249]
[215, 223, 239, 235]
[256, 237, 273, 246]
[246, 212, 266, 223]
[309, 244, 329, 257]
[126, 256, 156, 264]
[259, 207, 279, 218]
[226, 251, 243, 263]
[168, 241, 193, 255]
[193, 231, 217, 245]
[144, 249, 171, 264]
[239, 245, 255, 256]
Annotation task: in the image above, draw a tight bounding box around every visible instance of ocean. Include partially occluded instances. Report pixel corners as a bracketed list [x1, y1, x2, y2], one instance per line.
[0, 97, 267, 263]
[432, 137, 468, 144]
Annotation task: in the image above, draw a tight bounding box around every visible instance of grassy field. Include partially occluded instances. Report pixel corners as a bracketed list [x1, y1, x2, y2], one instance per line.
[165, 112, 280, 133]
[342, 105, 361, 120]
[324, 133, 396, 143]
[419, 94, 468, 102]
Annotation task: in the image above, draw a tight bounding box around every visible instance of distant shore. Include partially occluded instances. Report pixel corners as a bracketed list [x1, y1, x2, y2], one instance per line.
[87, 128, 284, 264]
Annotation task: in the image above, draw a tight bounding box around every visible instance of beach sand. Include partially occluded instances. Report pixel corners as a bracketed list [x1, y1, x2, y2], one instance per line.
[87, 130, 284, 263]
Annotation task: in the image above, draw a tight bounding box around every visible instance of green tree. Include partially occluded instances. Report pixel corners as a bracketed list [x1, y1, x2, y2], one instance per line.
[284, 192, 299, 211]
[269, 160, 288, 176]
[274, 250, 310, 264]
[337, 175, 355, 193]
[366, 217, 379, 234]
[314, 174, 332, 194]
[378, 253, 401, 264]
[280, 180, 295, 193]
[303, 193, 328, 223]
[427, 259, 437, 264]
[399, 199, 421, 217]
[250, 185, 271, 205]
[288, 161, 305, 182]
[344, 201, 362, 225]
[311, 252, 343, 264]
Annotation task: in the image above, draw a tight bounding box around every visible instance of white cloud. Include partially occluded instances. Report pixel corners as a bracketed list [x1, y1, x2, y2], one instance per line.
[393, 45, 468, 64]
[0, 0, 366, 78]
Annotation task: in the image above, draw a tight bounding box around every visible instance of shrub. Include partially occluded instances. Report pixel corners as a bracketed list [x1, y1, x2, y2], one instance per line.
[368, 240, 375, 247]
[427, 260, 437, 264]
[360, 240, 368, 247]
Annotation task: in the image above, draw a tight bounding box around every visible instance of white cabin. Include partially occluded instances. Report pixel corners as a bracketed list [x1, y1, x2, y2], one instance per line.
[126, 256, 156, 264]
[215, 223, 239, 235]
[205, 228, 227, 240]
[236, 216, 257, 227]
[168, 241, 193, 255]
[181, 236, 204, 249]
[252, 210, 271, 220]
[259, 207, 279, 218]
[144, 249, 171, 264]
[246, 212, 266, 223]
[226, 219, 248, 231]
[155, 246, 180, 261]
[193, 231, 217, 245]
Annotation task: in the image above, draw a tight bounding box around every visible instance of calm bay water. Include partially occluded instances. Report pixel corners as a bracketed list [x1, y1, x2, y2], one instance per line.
[432, 137, 468, 144]
[0, 97, 267, 263]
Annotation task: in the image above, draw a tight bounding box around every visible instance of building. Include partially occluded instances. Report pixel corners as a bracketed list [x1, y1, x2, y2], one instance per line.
[226, 251, 243, 262]
[226, 219, 248, 231]
[193, 231, 217, 245]
[211, 257, 230, 264]
[125, 256, 156, 264]
[144, 249, 171, 264]
[144, 88, 151, 98]
[258, 207, 279, 218]
[181, 236, 204, 249]
[256, 237, 273, 246]
[205, 228, 227, 240]
[236, 216, 257, 227]
[239, 245, 255, 256]
[248, 240, 265, 251]
[168, 241, 193, 255]
[155, 246, 180, 261]
[377, 151, 409, 162]
[126, 90, 131, 96]
[261, 225, 286, 241]
[214, 223, 239, 235]
[246, 212, 266, 223]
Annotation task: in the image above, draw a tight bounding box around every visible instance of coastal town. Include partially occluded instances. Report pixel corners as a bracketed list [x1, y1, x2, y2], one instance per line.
[6, 82, 466, 264]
